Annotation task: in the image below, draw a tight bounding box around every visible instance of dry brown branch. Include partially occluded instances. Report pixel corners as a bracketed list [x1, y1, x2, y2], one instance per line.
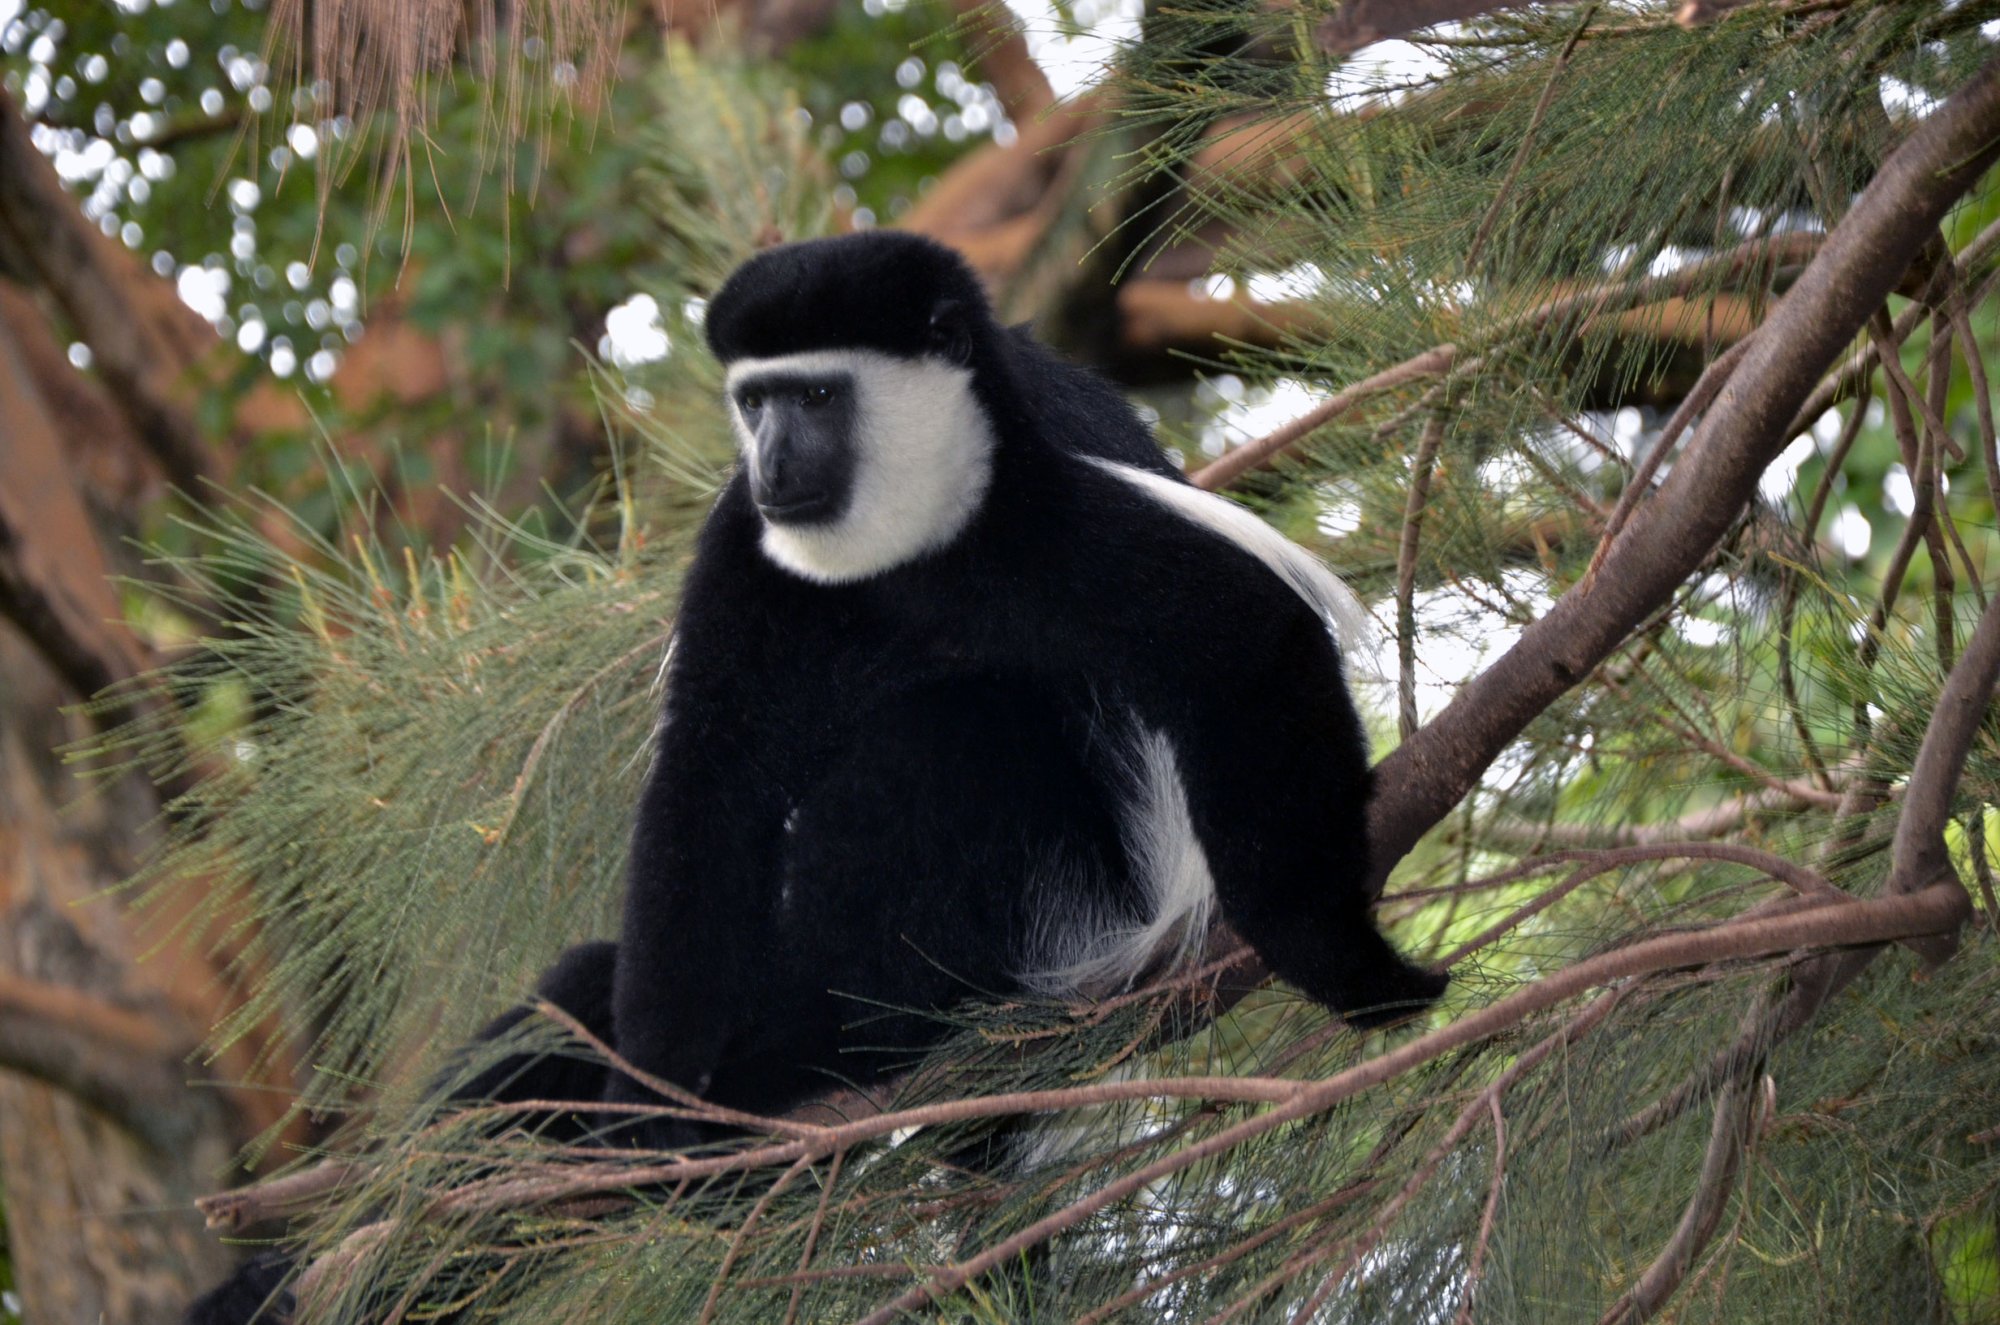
[1190, 348, 1460, 490]
[780, 1148, 844, 1325]
[531, 999, 831, 1140]
[199, 1162, 365, 1232]
[697, 1155, 810, 1325]
[1316, 1, 1541, 57]
[1469, 786, 1809, 850]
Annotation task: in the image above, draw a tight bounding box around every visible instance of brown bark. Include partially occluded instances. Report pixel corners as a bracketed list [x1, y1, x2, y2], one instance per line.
[0, 249, 302, 1325]
[0, 90, 220, 493]
[0, 632, 244, 1325]
[1316, 1, 1544, 57]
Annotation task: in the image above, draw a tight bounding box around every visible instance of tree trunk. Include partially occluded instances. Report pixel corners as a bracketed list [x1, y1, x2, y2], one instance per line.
[0, 637, 242, 1323]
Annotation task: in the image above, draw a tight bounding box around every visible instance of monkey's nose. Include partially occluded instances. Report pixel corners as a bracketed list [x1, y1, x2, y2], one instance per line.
[753, 436, 842, 522]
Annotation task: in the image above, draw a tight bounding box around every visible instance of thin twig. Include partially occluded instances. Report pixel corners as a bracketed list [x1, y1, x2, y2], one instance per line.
[1453, 1094, 1509, 1325]
[1589, 335, 1757, 577]
[1464, 4, 1597, 269]
[781, 1149, 844, 1325]
[1596, 1081, 1755, 1325]
[1432, 841, 1840, 971]
[698, 1155, 810, 1325]
[1777, 380, 1872, 787]
[1074, 1180, 1382, 1325]
[1281, 990, 1624, 1325]
[1190, 347, 1459, 490]
[1398, 414, 1449, 740]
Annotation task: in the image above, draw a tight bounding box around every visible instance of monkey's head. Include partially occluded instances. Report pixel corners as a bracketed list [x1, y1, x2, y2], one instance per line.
[704, 233, 1001, 584]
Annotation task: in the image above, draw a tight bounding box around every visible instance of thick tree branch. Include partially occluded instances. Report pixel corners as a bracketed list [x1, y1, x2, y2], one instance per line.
[1365, 52, 2000, 886]
[0, 971, 198, 1153]
[1880, 586, 2000, 965]
[0, 90, 217, 493]
[1316, 1, 1542, 57]
[0, 315, 149, 702]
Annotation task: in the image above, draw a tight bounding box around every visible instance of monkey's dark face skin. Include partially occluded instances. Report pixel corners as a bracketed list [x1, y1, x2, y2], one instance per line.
[732, 370, 859, 525]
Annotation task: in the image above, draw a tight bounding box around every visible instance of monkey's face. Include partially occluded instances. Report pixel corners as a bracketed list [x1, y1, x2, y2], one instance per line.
[725, 349, 995, 584]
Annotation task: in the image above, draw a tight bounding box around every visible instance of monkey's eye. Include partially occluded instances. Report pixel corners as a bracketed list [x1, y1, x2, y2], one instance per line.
[801, 384, 837, 408]
[738, 389, 765, 414]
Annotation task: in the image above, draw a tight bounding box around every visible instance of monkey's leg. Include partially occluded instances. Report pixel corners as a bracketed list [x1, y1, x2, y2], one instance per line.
[446, 938, 619, 1134]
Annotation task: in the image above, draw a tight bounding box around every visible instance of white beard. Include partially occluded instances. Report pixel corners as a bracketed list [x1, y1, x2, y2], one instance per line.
[726, 348, 995, 583]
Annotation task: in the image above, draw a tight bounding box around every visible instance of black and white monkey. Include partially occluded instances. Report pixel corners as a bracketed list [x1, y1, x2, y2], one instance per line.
[186, 231, 1444, 1322]
[496, 230, 1444, 1138]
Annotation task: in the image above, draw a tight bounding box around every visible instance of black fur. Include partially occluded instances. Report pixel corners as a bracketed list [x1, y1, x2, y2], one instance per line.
[184, 233, 1444, 1321]
[602, 233, 1445, 1142]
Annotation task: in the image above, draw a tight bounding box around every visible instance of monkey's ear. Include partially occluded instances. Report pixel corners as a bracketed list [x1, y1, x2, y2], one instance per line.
[927, 300, 974, 366]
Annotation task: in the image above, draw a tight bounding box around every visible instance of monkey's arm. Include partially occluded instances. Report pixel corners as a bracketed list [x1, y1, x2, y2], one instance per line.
[1172, 607, 1447, 1025]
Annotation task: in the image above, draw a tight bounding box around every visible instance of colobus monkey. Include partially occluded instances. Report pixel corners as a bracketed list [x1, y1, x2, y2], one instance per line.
[592, 231, 1441, 1141]
[185, 231, 1444, 1323]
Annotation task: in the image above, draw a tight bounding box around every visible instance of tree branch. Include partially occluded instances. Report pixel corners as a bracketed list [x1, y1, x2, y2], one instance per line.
[0, 90, 217, 493]
[0, 971, 197, 1152]
[0, 313, 149, 702]
[1881, 585, 2000, 964]
[1365, 51, 2000, 886]
[1190, 347, 1459, 490]
[1316, 1, 1543, 57]
[1597, 1079, 1757, 1325]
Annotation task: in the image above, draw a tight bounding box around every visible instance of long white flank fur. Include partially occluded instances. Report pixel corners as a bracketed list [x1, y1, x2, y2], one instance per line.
[726, 349, 994, 583]
[1026, 726, 1215, 997]
[1082, 457, 1380, 673]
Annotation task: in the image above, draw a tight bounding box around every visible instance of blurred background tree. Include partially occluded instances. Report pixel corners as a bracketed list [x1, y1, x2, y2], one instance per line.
[1, 0, 1999, 1322]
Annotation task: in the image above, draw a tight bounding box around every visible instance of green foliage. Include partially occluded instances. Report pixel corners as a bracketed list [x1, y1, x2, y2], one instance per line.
[784, 0, 1019, 223]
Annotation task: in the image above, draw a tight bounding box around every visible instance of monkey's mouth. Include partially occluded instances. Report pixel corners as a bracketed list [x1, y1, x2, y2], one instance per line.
[756, 495, 841, 524]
